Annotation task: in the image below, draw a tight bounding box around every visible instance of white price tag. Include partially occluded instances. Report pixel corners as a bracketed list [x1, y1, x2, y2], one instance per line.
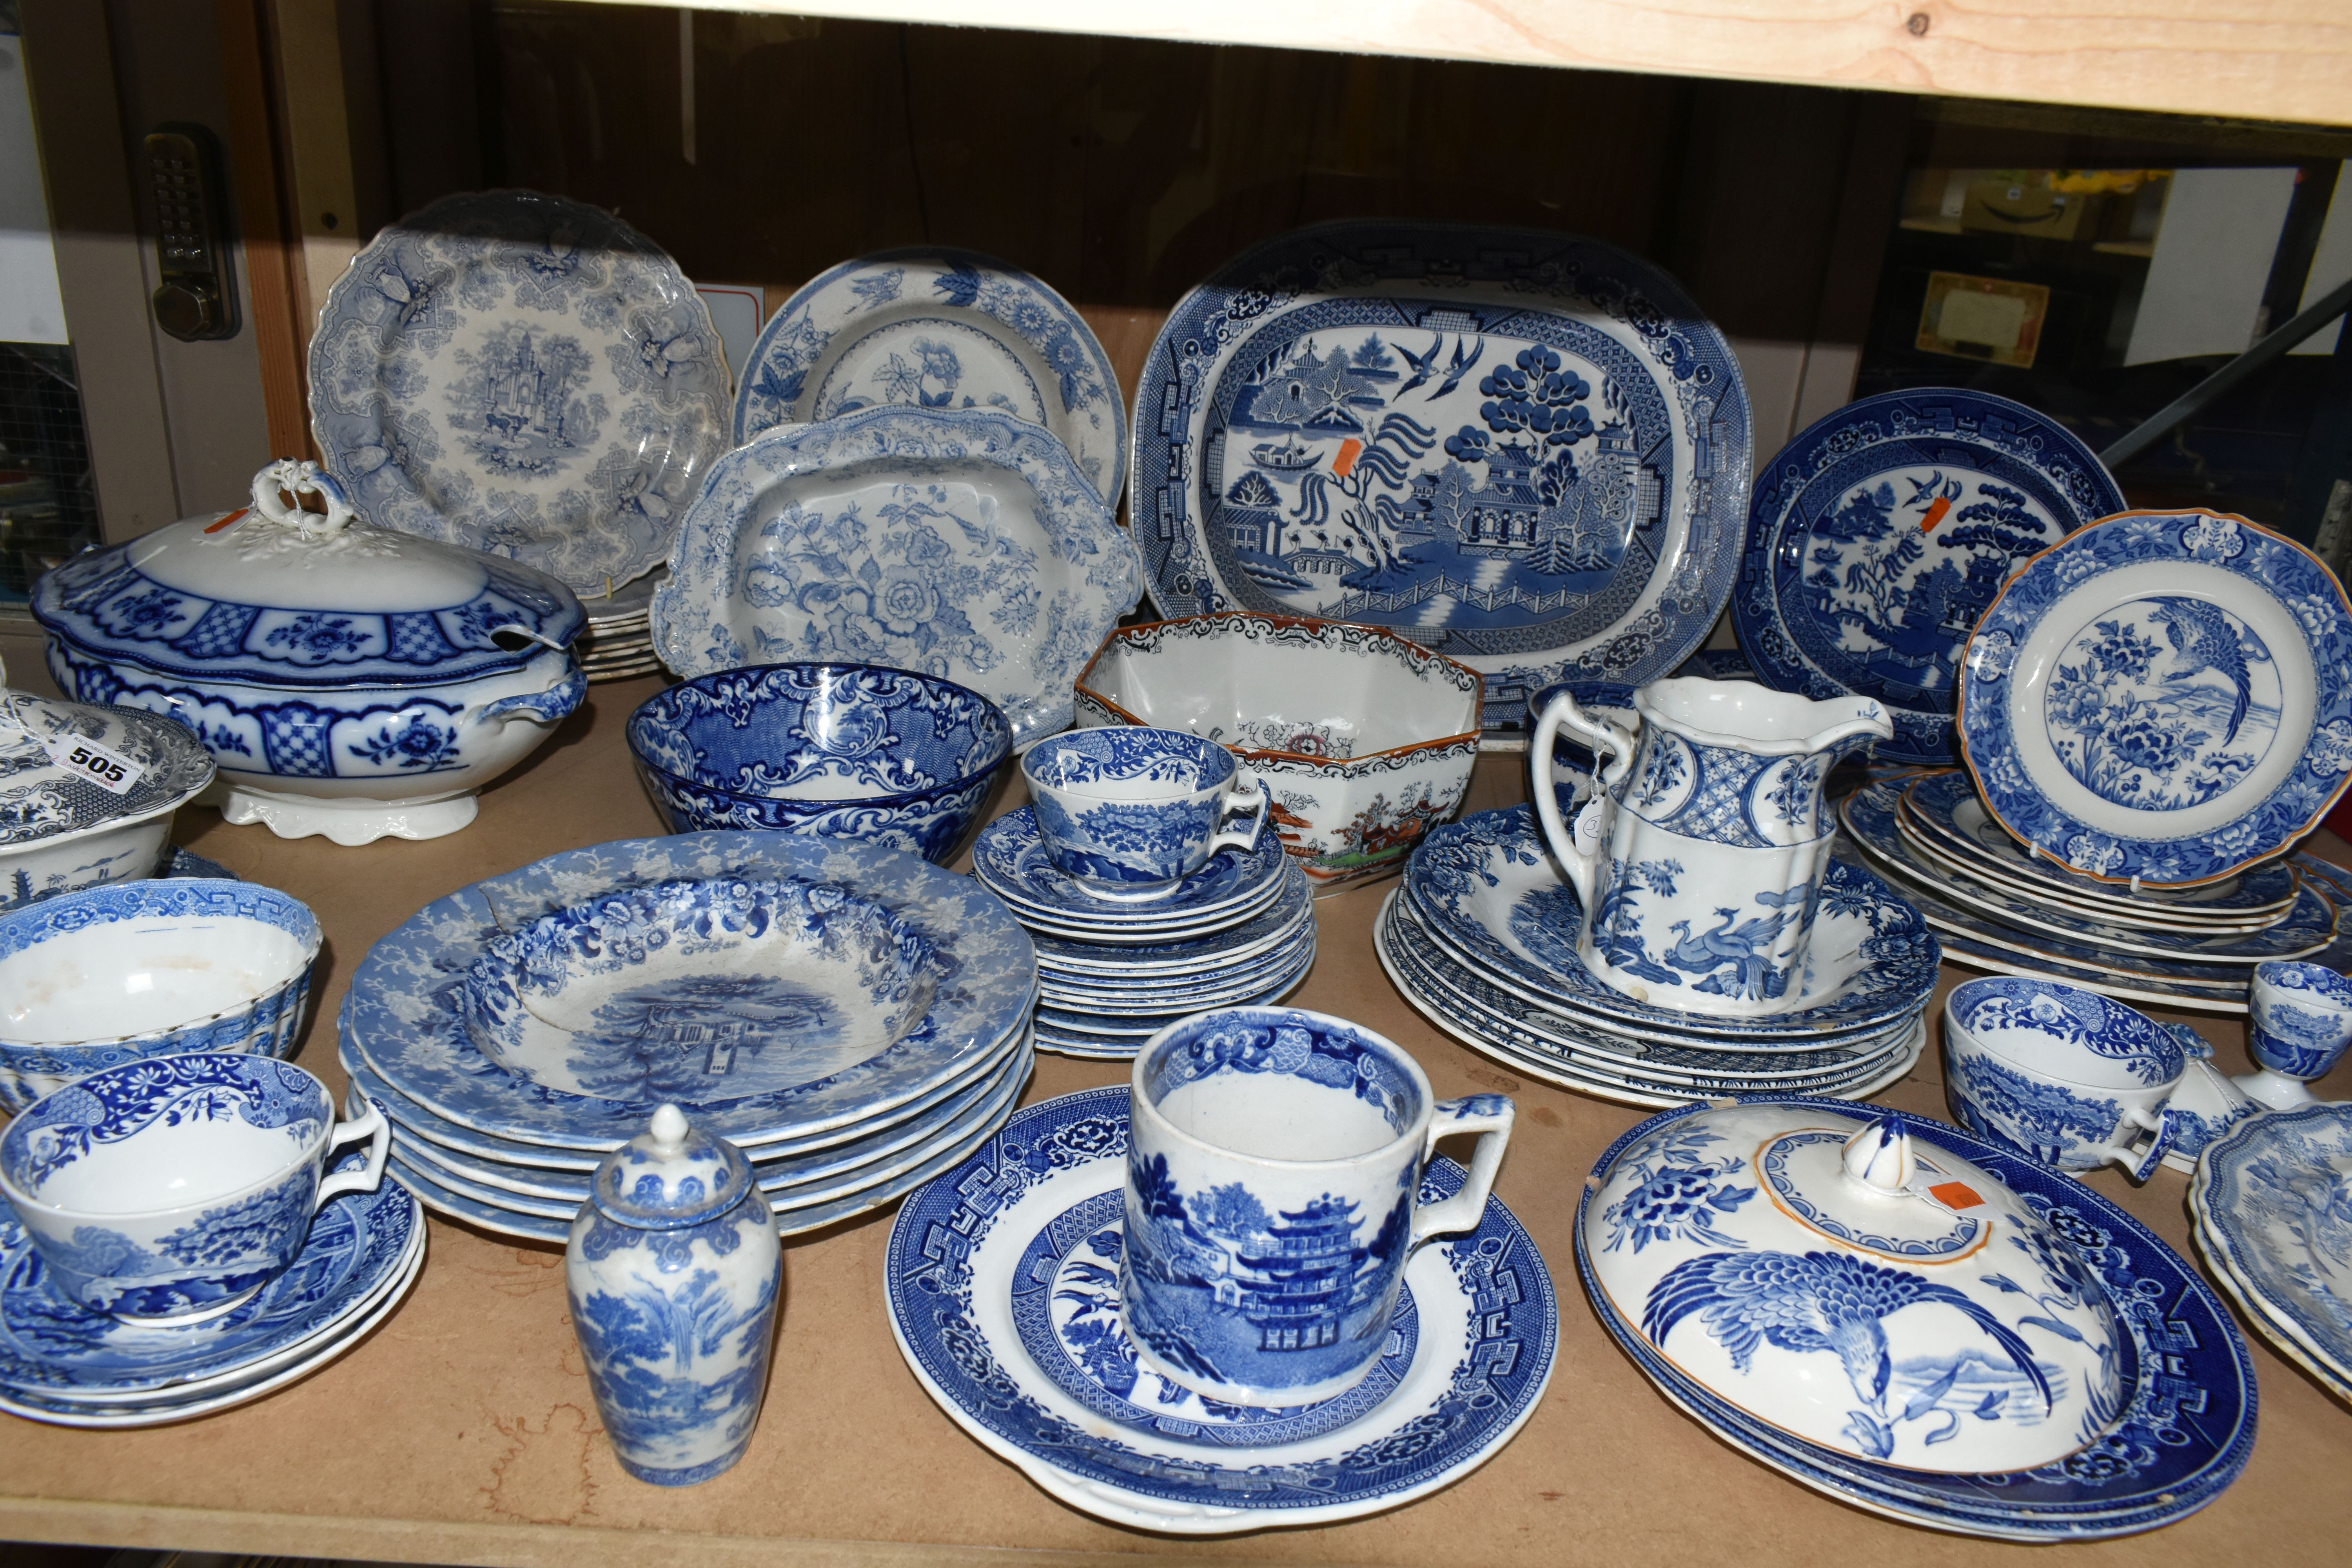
[47, 735, 145, 795]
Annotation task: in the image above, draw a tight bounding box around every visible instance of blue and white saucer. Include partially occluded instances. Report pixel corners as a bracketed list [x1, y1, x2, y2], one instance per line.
[164, 846, 235, 880]
[1406, 807, 1940, 1044]
[885, 1086, 1557, 1533]
[1579, 1099, 2257, 1540]
[973, 809, 1289, 931]
[1033, 945, 1316, 1050]
[1027, 867, 1311, 975]
[2192, 1102, 2352, 1396]
[1038, 922, 1314, 1008]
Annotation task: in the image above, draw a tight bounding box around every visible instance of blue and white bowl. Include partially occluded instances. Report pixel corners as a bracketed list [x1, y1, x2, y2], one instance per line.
[0, 878, 321, 1112]
[1942, 976, 2187, 1180]
[628, 664, 1009, 866]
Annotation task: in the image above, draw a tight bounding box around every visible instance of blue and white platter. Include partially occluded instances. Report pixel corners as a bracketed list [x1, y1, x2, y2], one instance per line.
[2191, 1103, 2352, 1393]
[1959, 508, 2352, 887]
[1405, 806, 1940, 1043]
[1735, 390, 2125, 766]
[1130, 220, 1749, 730]
[1577, 1099, 2257, 1540]
[884, 1085, 1557, 1532]
[973, 807, 1289, 928]
[308, 190, 729, 596]
[733, 249, 1125, 510]
[650, 405, 1142, 747]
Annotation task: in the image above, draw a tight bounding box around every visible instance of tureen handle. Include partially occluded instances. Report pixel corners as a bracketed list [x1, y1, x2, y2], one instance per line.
[248, 459, 356, 536]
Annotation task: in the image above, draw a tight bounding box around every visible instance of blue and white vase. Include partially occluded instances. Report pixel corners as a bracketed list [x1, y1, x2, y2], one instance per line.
[565, 1103, 782, 1486]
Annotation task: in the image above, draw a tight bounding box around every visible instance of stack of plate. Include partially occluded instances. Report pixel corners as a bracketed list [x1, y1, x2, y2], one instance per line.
[1838, 773, 2352, 1014]
[0, 1154, 423, 1428]
[574, 568, 664, 682]
[1376, 806, 1938, 1108]
[970, 809, 1314, 1060]
[2192, 1102, 2352, 1405]
[340, 832, 1037, 1244]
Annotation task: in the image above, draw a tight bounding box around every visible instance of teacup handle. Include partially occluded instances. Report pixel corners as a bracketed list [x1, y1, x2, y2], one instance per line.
[1409, 1094, 1515, 1249]
[1206, 769, 1270, 857]
[1529, 691, 1634, 915]
[314, 1096, 392, 1209]
[2099, 1103, 2179, 1184]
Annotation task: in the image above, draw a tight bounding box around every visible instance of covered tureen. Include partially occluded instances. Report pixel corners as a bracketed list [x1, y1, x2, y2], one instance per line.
[33, 461, 585, 845]
[1580, 1102, 2125, 1475]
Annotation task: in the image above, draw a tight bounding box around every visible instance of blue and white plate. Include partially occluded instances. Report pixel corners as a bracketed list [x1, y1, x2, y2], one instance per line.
[1735, 390, 2125, 766]
[651, 406, 1141, 748]
[884, 1085, 1557, 1533]
[1406, 807, 1940, 1044]
[732, 249, 1125, 510]
[1578, 1099, 2256, 1540]
[1037, 922, 1314, 1005]
[1130, 220, 1748, 731]
[2193, 1222, 2352, 1404]
[1027, 868, 1312, 973]
[973, 807, 1289, 928]
[1033, 946, 1315, 1044]
[346, 832, 1036, 1149]
[1959, 508, 2352, 887]
[308, 190, 729, 595]
[2192, 1102, 2352, 1391]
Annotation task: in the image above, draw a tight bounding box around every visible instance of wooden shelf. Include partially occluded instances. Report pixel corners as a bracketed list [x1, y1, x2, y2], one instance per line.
[584, 0, 2352, 128]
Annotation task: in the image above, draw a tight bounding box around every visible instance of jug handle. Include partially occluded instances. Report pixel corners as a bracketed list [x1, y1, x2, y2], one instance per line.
[1530, 688, 1633, 913]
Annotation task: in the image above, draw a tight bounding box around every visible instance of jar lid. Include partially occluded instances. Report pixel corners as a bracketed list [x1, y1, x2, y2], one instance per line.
[0, 675, 215, 848]
[1583, 1103, 2125, 1475]
[589, 1104, 757, 1230]
[32, 460, 584, 689]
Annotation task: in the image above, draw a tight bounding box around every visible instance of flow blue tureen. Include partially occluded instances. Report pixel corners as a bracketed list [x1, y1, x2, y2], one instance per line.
[34, 461, 586, 845]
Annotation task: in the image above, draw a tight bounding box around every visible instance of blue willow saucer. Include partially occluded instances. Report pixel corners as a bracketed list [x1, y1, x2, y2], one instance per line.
[971, 807, 1288, 923]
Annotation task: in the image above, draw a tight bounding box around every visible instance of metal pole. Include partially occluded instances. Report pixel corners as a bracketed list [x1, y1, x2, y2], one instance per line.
[2101, 273, 2352, 469]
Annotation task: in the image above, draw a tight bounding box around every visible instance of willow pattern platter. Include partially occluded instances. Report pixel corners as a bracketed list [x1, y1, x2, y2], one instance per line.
[308, 190, 729, 595]
[1131, 221, 1749, 729]
[1735, 390, 2123, 765]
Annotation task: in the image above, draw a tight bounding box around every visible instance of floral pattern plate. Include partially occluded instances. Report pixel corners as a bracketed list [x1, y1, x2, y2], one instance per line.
[1734, 390, 2124, 766]
[2191, 1102, 2352, 1390]
[732, 249, 1125, 510]
[1130, 220, 1748, 730]
[651, 406, 1141, 747]
[308, 190, 729, 595]
[1575, 1099, 2256, 1540]
[1958, 509, 2352, 887]
[884, 1085, 1556, 1533]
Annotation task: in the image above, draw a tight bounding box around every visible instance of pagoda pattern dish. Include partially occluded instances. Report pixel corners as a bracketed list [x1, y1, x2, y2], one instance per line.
[308, 190, 730, 595]
[1129, 220, 1749, 728]
[732, 248, 1124, 508]
[0, 686, 215, 910]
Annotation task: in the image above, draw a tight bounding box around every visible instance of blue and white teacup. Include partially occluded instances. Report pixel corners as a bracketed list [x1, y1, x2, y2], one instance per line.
[2242, 960, 2352, 1108]
[1120, 1006, 1514, 1407]
[1942, 978, 2187, 1181]
[0, 1054, 389, 1322]
[1022, 726, 1269, 902]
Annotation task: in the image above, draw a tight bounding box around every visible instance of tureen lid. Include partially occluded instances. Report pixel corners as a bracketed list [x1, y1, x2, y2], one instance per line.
[1583, 1102, 2124, 1475]
[31, 460, 584, 689]
[0, 665, 215, 849]
[588, 1104, 757, 1230]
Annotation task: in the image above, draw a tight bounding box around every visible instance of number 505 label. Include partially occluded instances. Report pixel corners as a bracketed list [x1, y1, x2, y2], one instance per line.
[55, 738, 145, 796]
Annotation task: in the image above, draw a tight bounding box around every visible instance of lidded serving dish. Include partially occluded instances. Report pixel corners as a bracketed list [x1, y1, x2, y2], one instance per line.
[34, 461, 585, 846]
[1581, 1102, 2123, 1475]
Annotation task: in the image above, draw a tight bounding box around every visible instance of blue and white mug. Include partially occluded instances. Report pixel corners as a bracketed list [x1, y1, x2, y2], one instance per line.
[1942, 978, 2186, 1181]
[2242, 960, 2352, 1108]
[1120, 1006, 1513, 1407]
[1022, 726, 1269, 901]
[0, 1053, 390, 1322]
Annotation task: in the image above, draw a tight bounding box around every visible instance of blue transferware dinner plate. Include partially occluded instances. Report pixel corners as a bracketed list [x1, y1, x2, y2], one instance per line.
[1036, 921, 1314, 1003]
[1959, 508, 2352, 887]
[1027, 868, 1312, 973]
[307, 190, 729, 596]
[732, 248, 1125, 510]
[884, 1085, 1557, 1533]
[972, 806, 1289, 926]
[1577, 1098, 2256, 1540]
[1405, 806, 1940, 1043]
[345, 832, 1036, 1150]
[1130, 220, 1748, 731]
[2191, 1103, 2352, 1390]
[1735, 390, 2125, 766]
[651, 405, 1141, 748]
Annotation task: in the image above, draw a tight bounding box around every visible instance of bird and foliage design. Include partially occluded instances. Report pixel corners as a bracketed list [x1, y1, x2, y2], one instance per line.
[2042, 599, 2279, 811]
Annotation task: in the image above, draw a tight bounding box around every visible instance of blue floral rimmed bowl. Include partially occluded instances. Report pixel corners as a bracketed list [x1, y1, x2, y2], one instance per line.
[626, 663, 1011, 865]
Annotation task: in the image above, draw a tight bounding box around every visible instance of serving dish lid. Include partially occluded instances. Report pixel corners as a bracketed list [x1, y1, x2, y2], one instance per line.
[1583, 1102, 2124, 1474]
[33, 461, 584, 690]
[0, 672, 215, 849]
[588, 1104, 757, 1230]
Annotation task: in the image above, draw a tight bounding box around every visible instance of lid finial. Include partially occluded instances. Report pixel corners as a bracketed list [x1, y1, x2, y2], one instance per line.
[649, 1103, 690, 1154]
[1841, 1112, 1916, 1193]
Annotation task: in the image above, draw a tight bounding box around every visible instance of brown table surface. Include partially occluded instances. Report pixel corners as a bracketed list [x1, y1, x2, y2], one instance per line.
[0, 679, 2344, 1568]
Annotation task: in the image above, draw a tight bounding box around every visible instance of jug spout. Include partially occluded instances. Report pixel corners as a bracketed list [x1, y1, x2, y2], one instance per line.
[1803, 697, 1895, 759]
[1633, 678, 1893, 760]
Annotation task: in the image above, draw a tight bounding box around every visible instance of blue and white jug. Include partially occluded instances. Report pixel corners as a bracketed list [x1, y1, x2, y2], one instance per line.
[565, 1104, 782, 1486]
[1531, 677, 1890, 1018]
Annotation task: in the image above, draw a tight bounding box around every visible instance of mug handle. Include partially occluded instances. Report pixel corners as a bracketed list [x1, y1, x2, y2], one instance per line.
[2102, 1103, 2179, 1184]
[1206, 769, 1270, 857]
[314, 1096, 392, 1209]
[1528, 691, 1634, 915]
[1409, 1094, 1515, 1248]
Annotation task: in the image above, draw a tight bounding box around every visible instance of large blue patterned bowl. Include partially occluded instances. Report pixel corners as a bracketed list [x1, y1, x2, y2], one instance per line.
[627, 664, 1011, 864]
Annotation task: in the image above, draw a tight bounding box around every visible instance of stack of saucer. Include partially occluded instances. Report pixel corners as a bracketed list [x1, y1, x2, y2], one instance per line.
[341, 831, 1037, 1243]
[2192, 1103, 2352, 1404]
[575, 568, 663, 682]
[1837, 773, 2351, 1014]
[1377, 806, 1938, 1107]
[971, 808, 1314, 1060]
[0, 1152, 423, 1428]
